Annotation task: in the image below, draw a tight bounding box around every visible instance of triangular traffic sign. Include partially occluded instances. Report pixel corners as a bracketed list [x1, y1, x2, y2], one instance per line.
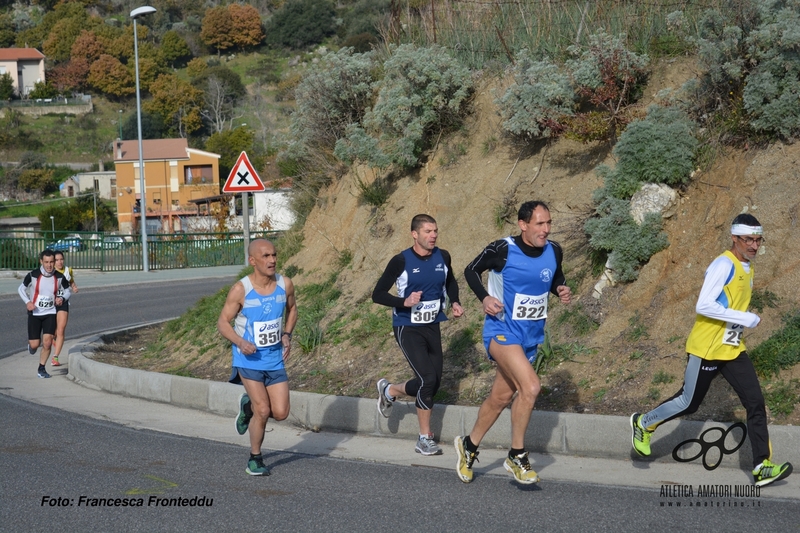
[222, 152, 265, 193]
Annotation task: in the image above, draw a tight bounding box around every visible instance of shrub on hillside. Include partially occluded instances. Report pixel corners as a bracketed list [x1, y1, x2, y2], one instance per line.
[585, 105, 695, 281]
[688, 1, 800, 138]
[334, 44, 473, 169]
[288, 48, 377, 159]
[584, 197, 669, 282]
[495, 52, 574, 140]
[742, 3, 800, 137]
[566, 32, 649, 141]
[593, 105, 696, 201]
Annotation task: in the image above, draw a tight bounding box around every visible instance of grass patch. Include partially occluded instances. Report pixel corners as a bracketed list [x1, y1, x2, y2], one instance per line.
[447, 321, 481, 356]
[647, 387, 660, 402]
[651, 370, 674, 385]
[294, 272, 342, 354]
[345, 301, 393, 348]
[762, 379, 800, 417]
[626, 312, 650, 341]
[750, 311, 800, 377]
[593, 388, 607, 401]
[750, 288, 780, 313]
[555, 304, 599, 336]
[355, 174, 391, 207]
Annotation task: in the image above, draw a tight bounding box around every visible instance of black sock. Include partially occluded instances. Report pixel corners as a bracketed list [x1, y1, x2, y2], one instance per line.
[464, 436, 478, 453]
[243, 402, 253, 418]
[38, 364, 45, 371]
[509, 448, 525, 458]
[250, 453, 261, 460]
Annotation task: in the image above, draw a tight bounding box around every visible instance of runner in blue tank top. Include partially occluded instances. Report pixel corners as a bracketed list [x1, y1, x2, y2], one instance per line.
[455, 201, 572, 484]
[372, 214, 463, 456]
[218, 239, 297, 476]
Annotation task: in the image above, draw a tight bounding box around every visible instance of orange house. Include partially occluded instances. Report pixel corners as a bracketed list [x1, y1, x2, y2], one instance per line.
[113, 139, 221, 234]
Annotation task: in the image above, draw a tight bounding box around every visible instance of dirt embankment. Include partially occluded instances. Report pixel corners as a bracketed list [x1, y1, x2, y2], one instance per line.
[93, 57, 800, 425]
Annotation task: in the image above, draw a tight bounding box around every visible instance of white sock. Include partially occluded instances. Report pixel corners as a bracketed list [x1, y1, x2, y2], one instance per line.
[384, 387, 395, 402]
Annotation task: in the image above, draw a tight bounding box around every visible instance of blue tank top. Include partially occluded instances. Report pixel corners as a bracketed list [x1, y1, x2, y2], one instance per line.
[483, 238, 557, 348]
[232, 274, 287, 371]
[393, 247, 449, 327]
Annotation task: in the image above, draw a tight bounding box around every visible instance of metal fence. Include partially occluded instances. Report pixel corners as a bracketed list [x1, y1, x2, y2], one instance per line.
[0, 230, 279, 271]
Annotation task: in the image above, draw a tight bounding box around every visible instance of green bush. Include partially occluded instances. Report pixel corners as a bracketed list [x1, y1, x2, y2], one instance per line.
[335, 44, 473, 169]
[690, 1, 800, 139]
[289, 48, 377, 158]
[495, 52, 574, 140]
[0, 72, 15, 100]
[612, 105, 697, 192]
[263, 0, 336, 50]
[585, 198, 669, 282]
[585, 104, 695, 281]
[742, 2, 800, 136]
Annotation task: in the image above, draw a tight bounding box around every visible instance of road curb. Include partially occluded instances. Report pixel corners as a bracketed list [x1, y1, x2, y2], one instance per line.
[67, 333, 800, 470]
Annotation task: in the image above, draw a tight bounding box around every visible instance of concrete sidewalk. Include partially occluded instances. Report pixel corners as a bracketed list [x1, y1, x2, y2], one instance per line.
[1, 332, 797, 499]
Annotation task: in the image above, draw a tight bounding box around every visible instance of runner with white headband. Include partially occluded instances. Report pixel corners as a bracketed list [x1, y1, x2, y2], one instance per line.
[630, 213, 792, 487]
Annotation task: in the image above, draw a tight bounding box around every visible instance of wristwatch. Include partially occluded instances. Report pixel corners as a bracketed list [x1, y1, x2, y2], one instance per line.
[282, 332, 293, 339]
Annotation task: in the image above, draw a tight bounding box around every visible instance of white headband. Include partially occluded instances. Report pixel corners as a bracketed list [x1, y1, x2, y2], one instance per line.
[731, 224, 763, 236]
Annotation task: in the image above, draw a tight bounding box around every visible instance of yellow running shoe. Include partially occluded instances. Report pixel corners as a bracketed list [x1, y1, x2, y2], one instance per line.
[630, 413, 652, 457]
[504, 451, 539, 484]
[753, 460, 793, 487]
[454, 436, 479, 483]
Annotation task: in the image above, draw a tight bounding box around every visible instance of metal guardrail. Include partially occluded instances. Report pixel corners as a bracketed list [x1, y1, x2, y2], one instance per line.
[0, 230, 279, 271]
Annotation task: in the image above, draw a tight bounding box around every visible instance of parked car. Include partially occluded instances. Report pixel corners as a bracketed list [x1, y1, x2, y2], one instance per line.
[94, 236, 126, 250]
[47, 237, 85, 252]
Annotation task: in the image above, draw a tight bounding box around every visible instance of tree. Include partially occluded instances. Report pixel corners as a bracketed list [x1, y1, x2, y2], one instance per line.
[18, 168, 56, 195]
[134, 56, 165, 93]
[205, 127, 261, 180]
[88, 54, 135, 98]
[145, 73, 204, 137]
[28, 81, 58, 100]
[200, 6, 234, 54]
[70, 30, 105, 64]
[0, 72, 14, 100]
[186, 57, 208, 78]
[43, 16, 91, 63]
[49, 58, 90, 95]
[200, 75, 242, 134]
[121, 111, 165, 140]
[229, 3, 264, 51]
[40, 194, 117, 233]
[264, 0, 336, 50]
[0, 13, 15, 48]
[160, 30, 192, 67]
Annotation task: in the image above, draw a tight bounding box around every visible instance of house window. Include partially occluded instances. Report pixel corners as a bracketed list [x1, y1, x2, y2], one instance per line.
[185, 165, 213, 184]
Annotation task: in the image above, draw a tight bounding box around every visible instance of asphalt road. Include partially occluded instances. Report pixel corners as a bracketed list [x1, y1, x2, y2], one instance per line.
[2, 394, 798, 533]
[0, 278, 234, 359]
[2, 281, 799, 532]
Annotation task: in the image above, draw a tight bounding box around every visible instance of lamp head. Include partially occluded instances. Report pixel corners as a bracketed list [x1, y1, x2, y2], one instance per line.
[130, 6, 156, 19]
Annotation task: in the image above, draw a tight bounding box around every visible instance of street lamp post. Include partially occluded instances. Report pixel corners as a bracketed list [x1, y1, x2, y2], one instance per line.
[131, 5, 156, 272]
[50, 215, 54, 240]
[118, 109, 123, 139]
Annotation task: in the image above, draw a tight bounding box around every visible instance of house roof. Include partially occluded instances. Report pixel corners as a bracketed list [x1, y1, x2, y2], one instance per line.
[0, 48, 45, 61]
[114, 139, 191, 162]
